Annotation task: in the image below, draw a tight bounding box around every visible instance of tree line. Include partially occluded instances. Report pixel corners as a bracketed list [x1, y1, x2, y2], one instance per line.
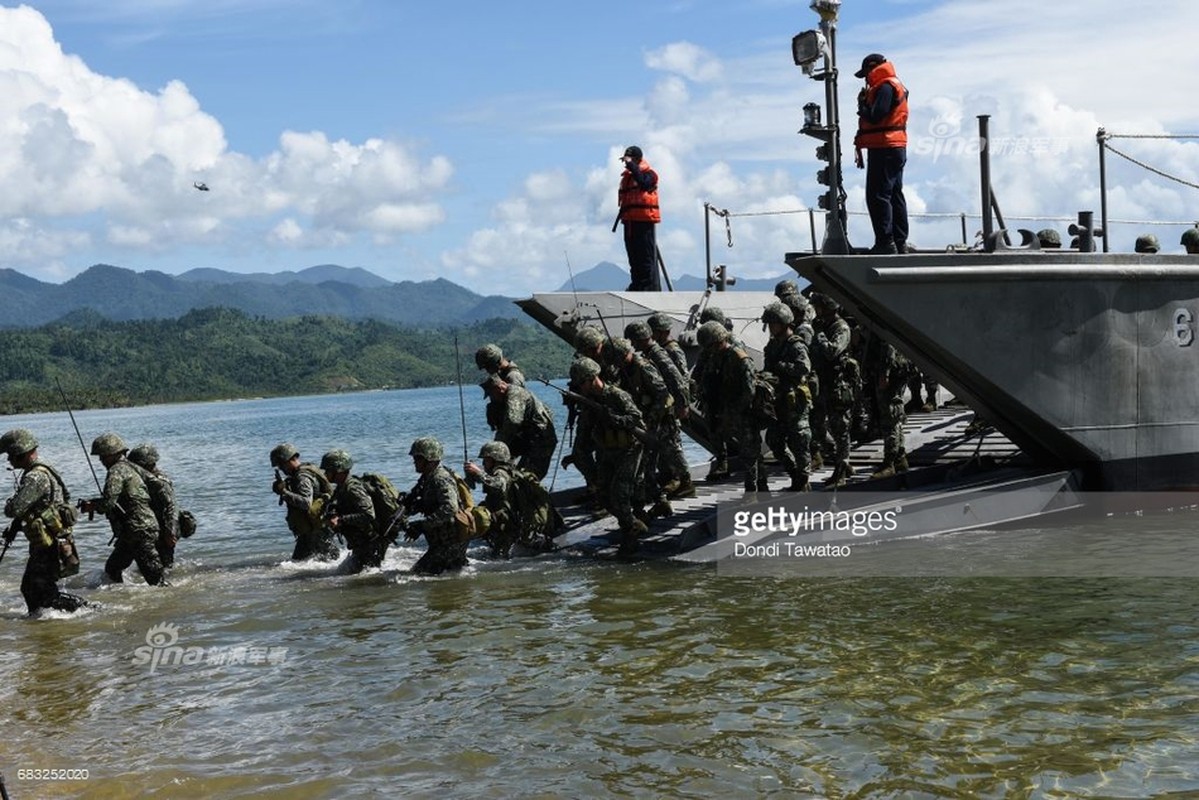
[0, 307, 574, 414]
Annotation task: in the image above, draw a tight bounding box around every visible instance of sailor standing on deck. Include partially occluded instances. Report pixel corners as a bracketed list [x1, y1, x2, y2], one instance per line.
[853, 54, 910, 255]
[617, 145, 662, 291]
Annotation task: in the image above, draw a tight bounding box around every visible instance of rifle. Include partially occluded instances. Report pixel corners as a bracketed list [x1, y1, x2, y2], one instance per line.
[274, 468, 285, 506]
[536, 378, 658, 448]
[0, 522, 15, 566]
[453, 334, 469, 467]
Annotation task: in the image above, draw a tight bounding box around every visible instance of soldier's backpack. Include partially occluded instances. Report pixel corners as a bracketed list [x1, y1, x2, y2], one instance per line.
[359, 472, 404, 542]
[451, 471, 491, 543]
[751, 370, 778, 423]
[510, 468, 565, 540]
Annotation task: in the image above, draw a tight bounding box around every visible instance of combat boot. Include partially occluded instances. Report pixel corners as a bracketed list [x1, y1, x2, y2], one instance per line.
[921, 391, 938, 413]
[809, 452, 823, 471]
[620, 519, 648, 555]
[870, 463, 896, 480]
[649, 498, 674, 519]
[896, 454, 909, 472]
[669, 475, 696, 499]
[706, 459, 730, 482]
[661, 477, 681, 495]
[785, 471, 811, 492]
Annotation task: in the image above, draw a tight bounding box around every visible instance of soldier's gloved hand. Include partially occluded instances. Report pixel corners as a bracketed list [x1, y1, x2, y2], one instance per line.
[271, 479, 286, 496]
[404, 520, 425, 542]
[2, 526, 15, 545]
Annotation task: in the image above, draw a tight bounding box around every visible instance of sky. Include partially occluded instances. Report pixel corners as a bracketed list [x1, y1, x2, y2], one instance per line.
[3, 0, 1199, 294]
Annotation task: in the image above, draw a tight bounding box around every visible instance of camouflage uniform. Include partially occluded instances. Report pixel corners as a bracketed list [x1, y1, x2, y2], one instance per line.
[812, 298, 858, 485]
[872, 341, 910, 478]
[762, 304, 813, 491]
[692, 307, 741, 479]
[627, 323, 692, 496]
[572, 358, 647, 553]
[487, 380, 557, 481]
[129, 446, 180, 569]
[701, 322, 765, 492]
[477, 344, 526, 430]
[564, 326, 608, 491]
[775, 279, 816, 327]
[330, 474, 384, 571]
[99, 456, 166, 585]
[648, 313, 691, 381]
[279, 462, 339, 561]
[408, 463, 467, 576]
[471, 441, 559, 558]
[3, 435, 86, 614]
[606, 338, 673, 510]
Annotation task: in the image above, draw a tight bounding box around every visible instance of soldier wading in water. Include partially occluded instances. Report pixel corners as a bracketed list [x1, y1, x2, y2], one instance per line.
[270, 442, 339, 562]
[2, 428, 87, 615]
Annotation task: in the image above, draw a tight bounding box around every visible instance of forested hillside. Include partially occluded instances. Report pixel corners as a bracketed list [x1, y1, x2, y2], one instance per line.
[0, 308, 573, 414]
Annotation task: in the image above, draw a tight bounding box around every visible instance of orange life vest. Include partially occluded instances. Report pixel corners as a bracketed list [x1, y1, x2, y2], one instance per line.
[855, 62, 908, 149]
[618, 160, 661, 224]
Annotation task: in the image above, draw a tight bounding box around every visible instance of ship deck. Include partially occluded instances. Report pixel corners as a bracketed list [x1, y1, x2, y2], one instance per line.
[548, 402, 1075, 562]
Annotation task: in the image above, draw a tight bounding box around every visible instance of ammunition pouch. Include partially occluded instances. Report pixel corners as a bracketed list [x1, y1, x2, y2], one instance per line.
[57, 532, 80, 578]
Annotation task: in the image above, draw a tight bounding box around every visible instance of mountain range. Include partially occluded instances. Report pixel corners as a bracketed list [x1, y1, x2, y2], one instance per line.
[0, 261, 796, 329]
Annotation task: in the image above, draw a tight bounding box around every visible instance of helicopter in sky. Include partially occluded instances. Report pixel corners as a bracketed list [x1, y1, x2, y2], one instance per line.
[193, 181, 209, 191]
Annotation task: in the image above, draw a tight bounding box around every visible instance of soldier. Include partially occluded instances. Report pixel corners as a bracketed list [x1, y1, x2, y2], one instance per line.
[269, 442, 339, 561]
[561, 325, 608, 503]
[319, 449, 383, 573]
[811, 295, 858, 487]
[1037, 228, 1061, 249]
[647, 313, 690, 379]
[404, 437, 469, 575]
[83, 432, 166, 586]
[1181, 227, 1199, 255]
[774, 279, 816, 327]
[604, 337, 674, 518]
[699, 321, 766, 494]
[761, 303, 813, 492]
[476, 343, 526, 432]
[691, 306, 738, 481]
[475, 343, 526, 386]
[624, 322, 695, 500]
[1135, 234, 1160, 254]
[465, 441, 558, 558]
[871, 341, 911, 479]
[1, 429, 87, 615]
[570, 357, 648, 555]
[480, 374, 557, 480]
[128, 443, 180, 569]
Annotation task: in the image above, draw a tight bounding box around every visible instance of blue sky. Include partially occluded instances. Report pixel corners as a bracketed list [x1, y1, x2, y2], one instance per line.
[5, 0, 1199, 293]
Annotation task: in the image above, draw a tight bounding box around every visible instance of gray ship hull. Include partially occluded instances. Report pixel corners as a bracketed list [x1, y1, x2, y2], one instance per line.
[789, 250, 1199, 490]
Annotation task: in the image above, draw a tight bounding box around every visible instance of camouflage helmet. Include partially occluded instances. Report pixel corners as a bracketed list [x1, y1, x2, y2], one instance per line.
[128, 443, 160, 469]
[408, 436, 444, 462]
[647, 313, 673, 333]
[774, 279, 800, 298]
[697, 320, 730, 349]
[761, 301, 794, 327]
[574, 325, 605, 352]
[475, 343, 504, 371]
[698, 306, 728, 326]
[624, 321, 652, 342]
[811, 292, 839, 311]
[1036, 228, 1061, 248]
[1181, 227, 1199, 248]
[570, 357, 602, 383]
[269, 442, 300, 467]
[319, 449, 353, 473]
[478, 440, 512, 463]
[91, 432, 127, 457]
[1, 428, 37, 456]
[603, 337, 635, 362]
[1135, 234, 1160, 254]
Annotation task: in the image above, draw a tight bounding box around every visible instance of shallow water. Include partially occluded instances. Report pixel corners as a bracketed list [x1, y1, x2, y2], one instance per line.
[2, 388, 1198, 799]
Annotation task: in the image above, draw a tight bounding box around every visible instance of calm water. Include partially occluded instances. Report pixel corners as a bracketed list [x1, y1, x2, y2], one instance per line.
[2, 387, 1198, 799]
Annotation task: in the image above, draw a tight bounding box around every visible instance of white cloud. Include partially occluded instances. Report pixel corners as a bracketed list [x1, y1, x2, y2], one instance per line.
[645, 42, 722, 83]
[0, 5, 454, 277]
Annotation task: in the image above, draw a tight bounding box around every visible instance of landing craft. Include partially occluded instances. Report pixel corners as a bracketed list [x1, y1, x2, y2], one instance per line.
[517, 0, 1168, 561]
